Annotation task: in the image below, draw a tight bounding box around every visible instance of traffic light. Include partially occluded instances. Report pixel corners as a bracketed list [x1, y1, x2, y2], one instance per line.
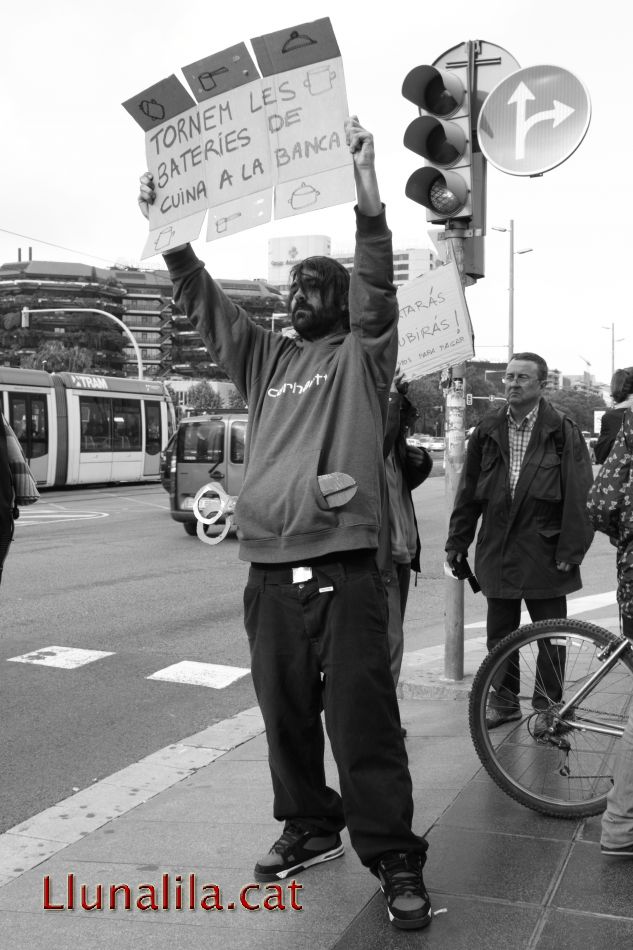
[402, 63, 485, 232]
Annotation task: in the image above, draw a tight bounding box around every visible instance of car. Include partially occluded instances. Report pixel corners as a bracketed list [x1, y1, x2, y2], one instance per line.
[427, 437, 445, 452]
[163, 411, 247, 535]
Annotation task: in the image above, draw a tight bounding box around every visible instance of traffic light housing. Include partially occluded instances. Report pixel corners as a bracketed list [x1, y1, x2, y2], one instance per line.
[402, 63, 485, 233]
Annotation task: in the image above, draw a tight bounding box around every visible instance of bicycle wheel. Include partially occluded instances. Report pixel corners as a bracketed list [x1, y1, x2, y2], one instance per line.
[469, 619, 633, 818]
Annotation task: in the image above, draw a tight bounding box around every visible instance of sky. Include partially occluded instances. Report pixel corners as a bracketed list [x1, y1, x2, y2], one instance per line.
[1, 0, 629, 385]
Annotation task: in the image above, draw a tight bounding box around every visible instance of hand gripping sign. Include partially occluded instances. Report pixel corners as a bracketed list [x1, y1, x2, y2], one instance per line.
[192, 481, 238, 546]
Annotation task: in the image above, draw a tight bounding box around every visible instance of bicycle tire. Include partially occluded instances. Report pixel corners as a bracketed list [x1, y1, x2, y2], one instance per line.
[469, 618, 633, 818]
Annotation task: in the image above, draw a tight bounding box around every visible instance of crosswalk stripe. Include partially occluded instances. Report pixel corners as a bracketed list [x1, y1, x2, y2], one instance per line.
[465, 590, 618, 629]
[146, 660, 250, 689]
[7, 646, 114, 668]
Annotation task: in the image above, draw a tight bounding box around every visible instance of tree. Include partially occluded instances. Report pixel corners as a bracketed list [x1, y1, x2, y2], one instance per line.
[546, 388, 606, 432]
[20, 341, 93, 373]
[227, 388, 247, 410]
[186, 380, 223, 414]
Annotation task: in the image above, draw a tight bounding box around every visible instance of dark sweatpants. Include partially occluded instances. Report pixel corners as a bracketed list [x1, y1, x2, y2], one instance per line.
[244, 552, 428, 869]
[486, 596, 567, 710]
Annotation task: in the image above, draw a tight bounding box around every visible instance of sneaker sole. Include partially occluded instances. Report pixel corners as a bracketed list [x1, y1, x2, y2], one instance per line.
[386, 904, 433, 930]
[254, 842, 345, 882]
[601, 846, 633, 858]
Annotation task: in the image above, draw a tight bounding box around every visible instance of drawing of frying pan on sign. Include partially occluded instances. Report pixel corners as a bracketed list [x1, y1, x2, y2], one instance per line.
[198, 67, 229, 92]
[289, 183, 320, 210]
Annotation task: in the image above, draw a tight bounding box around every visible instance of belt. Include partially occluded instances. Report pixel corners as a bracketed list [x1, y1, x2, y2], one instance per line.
[250, 549, 375, 585]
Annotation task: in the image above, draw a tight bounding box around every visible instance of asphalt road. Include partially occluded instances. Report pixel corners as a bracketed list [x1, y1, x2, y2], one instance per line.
[0, 472, 618, 834]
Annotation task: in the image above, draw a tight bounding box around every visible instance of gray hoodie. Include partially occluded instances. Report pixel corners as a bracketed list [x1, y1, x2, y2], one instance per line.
[164, 207, 398, 563]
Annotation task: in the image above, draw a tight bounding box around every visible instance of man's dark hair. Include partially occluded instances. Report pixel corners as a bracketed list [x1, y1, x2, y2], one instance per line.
[288, 256, 350, 324]
[611, 366, 633, 403]
[510, 351, 548, 381]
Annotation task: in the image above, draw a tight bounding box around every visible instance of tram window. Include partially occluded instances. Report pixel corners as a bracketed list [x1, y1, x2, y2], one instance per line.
[180, 420, 224, 463]
[30, 396, 48, 458]
[144, 402, 162, 456]
[80, 397, 111, 452]
[9, 397, 28, 447]
[230, 421, 246, 464]
[112, 399, 141, 452]
[9, 394, 48, 459]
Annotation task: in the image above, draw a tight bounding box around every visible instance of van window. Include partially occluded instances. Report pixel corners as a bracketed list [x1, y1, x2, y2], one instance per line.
[230, 421, 246, 464]
[179, 420, 224, 463]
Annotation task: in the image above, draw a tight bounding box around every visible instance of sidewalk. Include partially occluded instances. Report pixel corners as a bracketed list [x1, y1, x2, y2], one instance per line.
[1, 639, 633, 949]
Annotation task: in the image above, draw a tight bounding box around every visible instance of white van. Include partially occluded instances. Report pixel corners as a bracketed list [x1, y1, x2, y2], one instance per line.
[162, 411, 247, 535]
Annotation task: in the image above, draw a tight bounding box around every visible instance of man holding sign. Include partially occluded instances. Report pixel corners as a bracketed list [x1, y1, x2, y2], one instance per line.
[138, 116, 431, 931]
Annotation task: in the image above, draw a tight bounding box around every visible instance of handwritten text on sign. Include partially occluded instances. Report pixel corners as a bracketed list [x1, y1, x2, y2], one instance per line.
[396, 261, 474, 379]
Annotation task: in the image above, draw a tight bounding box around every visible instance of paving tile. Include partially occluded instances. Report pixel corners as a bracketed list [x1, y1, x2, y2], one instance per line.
[425, 825, 568, 904]
[536, 908, 633, 949]
[332, 891, 541, 950]
[117, 783, 274, 825]
[436, 778, 578, 840]
[405, 736, 480, 787]
[551, 838, 633, 918]
[0, 911, 337, 950]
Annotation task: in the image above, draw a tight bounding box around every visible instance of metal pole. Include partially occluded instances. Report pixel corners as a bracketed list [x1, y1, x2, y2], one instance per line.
[443, 221, 468, 682]
[21, 307, 143, 378]
[508, 219, 514, 361]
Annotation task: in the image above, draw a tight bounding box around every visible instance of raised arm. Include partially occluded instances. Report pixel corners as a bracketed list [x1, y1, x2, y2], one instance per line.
[345, 116, 381, 217]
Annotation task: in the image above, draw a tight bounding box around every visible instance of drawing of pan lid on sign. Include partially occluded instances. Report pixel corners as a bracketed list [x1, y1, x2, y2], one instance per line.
[122, 18, 354, 258]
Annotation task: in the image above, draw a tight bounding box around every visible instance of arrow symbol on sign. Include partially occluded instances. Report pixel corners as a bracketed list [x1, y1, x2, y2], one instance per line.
[509, 81, 575, 160]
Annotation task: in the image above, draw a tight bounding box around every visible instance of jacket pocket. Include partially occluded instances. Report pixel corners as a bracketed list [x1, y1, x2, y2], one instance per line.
[531, 454, 562, 502]
[474, 449, 499, 501]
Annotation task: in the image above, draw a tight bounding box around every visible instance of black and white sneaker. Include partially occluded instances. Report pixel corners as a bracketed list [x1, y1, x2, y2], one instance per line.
[254, 822, 344, 881]
[375, 851, 432, 930]
[601, 842, 633, 858]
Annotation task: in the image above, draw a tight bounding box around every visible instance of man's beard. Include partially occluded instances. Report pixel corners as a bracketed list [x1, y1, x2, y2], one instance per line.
[290, 303, 344, 340]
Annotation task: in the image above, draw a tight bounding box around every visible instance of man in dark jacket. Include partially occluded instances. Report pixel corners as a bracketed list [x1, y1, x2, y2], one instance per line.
[138, 117, 431, 931]
[445, 352, 594, 733]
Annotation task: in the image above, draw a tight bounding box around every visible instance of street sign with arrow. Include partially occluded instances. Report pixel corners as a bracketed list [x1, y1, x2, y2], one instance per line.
[477, 65, 591, 176]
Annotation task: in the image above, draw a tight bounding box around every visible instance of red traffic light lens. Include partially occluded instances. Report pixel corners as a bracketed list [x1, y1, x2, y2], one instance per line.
[429, 179, 463, 215]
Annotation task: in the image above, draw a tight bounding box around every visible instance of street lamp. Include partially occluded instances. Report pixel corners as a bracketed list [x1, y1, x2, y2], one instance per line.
[21, 307, 143, 378]
[492, 220, 533, 361]
[602, 323, 625, 379]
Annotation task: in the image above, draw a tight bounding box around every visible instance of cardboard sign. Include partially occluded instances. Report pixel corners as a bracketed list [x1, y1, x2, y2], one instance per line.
[396, 261, 474, 379]
[123, 19, 353, 255]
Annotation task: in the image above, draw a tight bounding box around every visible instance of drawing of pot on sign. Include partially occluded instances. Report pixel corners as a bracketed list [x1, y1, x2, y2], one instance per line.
[154, 227, 176, 252]
[216, 212, 242, 234]
[139, 98, 165, 122]
[304, 65, 336, 96]
[290, 183, 320, 210]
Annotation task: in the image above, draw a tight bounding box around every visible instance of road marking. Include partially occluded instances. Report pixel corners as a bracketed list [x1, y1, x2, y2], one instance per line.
[7, 646, 114, 669]
[147, 660, 250, 688]
[16, 507, 109, 526]
[465, 590, 617, 629]
[0, 705, 265, 888]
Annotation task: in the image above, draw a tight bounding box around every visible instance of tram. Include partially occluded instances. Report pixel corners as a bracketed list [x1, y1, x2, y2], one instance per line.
[0, 368, 175, 487]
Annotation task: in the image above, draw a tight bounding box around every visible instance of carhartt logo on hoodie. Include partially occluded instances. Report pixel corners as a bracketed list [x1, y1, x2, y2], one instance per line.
[267, 373, 328, 398]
